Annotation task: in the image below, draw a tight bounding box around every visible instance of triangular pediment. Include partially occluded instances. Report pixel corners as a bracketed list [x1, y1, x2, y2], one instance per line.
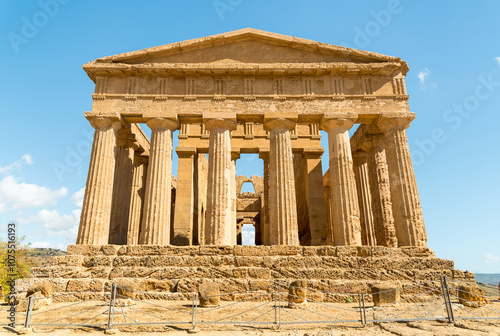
[89, 28, 403, 66]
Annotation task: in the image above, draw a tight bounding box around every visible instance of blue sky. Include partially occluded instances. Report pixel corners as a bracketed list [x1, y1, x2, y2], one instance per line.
[0, 1, 498, 273]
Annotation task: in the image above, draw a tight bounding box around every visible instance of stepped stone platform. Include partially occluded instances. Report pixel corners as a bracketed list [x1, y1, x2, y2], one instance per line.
[17, 245, 474, 303]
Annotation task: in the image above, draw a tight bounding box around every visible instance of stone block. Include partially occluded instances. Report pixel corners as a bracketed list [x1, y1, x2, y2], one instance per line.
[101, 245, 121, 255]
[140, 279, 174, 292]
[66, 245, 102, 256]
[248, 267, 270, 279]
[83, 256, 113, 267]
[356, 246, 372, 257]
[234, 256, 264, 267]
[186, 256, 232, 267]
[66, 279, 105, 292]
[115, 279, 138, 299]
[233, 268, 248, 278]
[234, 245, 270, 256]
[51, 255, 84, 266]
[302, 246, 318, 256]
[89, 267, 112, 279]
[335, 246, 358, 257]
[458, 284, 488, 307]
[316, 246, 336, 256]
[160, 267, 193, 279]
[198, 246, 234, 255]
[27, 281, 52, 298]
[169, 246, 199, 255]
[269, 245, 301, 256]
[249, 280, 270, 291]
[51, 266, 91, 278]
[401, 247, 434, 257]
[288, 279, 307, 308]
[198, 282, 220, 307]
[371, 284, 400, 306]
[117, 245, 170, 256]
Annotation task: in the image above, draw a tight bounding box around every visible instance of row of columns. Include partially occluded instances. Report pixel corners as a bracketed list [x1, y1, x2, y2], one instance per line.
[77, 113, 426, 247]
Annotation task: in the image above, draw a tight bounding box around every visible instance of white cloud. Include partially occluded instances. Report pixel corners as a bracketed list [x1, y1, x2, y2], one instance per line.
[0, 203, 6, 213]
[0, 175, 67, 211]
[481, 253, 500, 263]
[0, 154, 33, 174]
[417, 68, 437, 91]
[495, 57, 500, 66]
[20, 208, 80, 242]
[71, 188, 85, 208]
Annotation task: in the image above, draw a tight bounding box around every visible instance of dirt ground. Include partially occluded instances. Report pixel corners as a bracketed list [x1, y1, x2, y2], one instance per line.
[0, 297, 499, 335]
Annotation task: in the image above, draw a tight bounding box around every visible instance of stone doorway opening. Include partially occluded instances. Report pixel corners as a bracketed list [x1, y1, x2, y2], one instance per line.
[235, 154, 263, 245]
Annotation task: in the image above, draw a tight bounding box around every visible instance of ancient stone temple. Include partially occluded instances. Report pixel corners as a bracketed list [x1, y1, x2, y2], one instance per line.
[19, 29, 473, 299]
[77, 28, 426, 249]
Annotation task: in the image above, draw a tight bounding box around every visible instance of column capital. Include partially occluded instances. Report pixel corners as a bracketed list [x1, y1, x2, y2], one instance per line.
[89, 117, 122, 131]
[352, 150, 368, 165]
[146, 117, 179, 131]
[203, 112, 237, 131]
[263, 118, 296, 131]
[258, 147, 270, 160]
[303, 147, 324, 159]
[321, 113, 357, 131]
[375, 112, 415, 133]
[175, 147, 197, 157]
[231, 148, 240, 161]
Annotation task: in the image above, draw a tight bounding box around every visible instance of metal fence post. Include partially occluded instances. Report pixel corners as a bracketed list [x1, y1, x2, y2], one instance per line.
[277, 282, 281, 329]
[24, 296, 33, 328]
[273, 281, 277, 326]
[107, 283, 117, 329]
[358, 293, 366, 326]
[191, 292, 198, 331]
[440, 276, 455, 323]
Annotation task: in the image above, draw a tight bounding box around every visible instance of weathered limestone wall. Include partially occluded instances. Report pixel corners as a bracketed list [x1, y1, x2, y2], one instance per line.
[21, 245, 473, 303]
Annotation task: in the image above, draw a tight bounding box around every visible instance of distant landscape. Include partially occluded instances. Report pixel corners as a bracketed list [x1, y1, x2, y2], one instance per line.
[474, 274, 500, 286]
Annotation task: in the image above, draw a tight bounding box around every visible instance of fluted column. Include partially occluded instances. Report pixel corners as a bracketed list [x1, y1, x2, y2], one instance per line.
[109, 137, 135, 245]
[321, 117, 362, 246]
[352, 151, 376, 246]
[231, 150, 240, 245]
[126, 155, 148, 245]
[264, 118, 299, 246]
[139, 118, 179, 245]
[259, 149, 270, 246]
[204, 117, 237, 245]
[377, 117, 427, 247]
[77, 117, 122, 245]
[361, 135, 398, 247]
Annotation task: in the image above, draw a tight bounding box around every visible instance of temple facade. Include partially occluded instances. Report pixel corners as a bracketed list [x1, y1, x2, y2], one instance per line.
[76, 28, 426, 248]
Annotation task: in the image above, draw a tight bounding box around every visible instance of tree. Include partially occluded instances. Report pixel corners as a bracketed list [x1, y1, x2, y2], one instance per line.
[0, 235, 32, 299]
